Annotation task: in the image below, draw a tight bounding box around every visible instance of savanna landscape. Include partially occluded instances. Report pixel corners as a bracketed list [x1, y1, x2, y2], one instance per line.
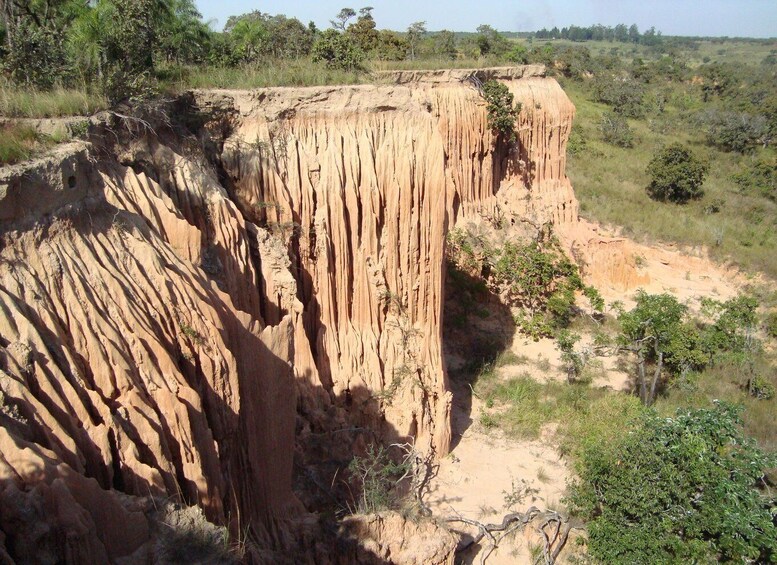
[0, 2, 775, 563]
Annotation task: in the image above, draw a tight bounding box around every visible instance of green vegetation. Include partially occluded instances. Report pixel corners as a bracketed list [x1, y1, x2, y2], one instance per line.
[646, 143, 708, 203]
[566, 403, 776, 564]
[347, 444, 410, 513]
[446, 227, 603, 339]
[481, 80, 521, 140]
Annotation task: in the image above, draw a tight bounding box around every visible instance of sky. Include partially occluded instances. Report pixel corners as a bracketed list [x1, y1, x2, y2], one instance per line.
[195, 0, 777, 38]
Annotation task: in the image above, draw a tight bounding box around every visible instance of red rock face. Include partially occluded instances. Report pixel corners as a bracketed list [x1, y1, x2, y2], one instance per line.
[208, 66, 577, 459]
[0, 67, 578, 561]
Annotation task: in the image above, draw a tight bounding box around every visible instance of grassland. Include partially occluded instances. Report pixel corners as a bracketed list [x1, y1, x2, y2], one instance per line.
[563, 79, 777, 278]
[0, 81, 106, 118]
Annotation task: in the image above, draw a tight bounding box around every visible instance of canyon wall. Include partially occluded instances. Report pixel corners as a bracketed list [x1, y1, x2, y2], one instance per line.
[203, 65, 577, 459]
[0, 66, 577, 561]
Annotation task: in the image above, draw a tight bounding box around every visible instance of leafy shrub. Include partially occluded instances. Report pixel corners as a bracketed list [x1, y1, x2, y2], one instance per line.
[732, 158, 776, 202]
[699, 109, 768, 153]
[493, 238, 600, 337]
[556, 329, 585, 382]
[699, 295, 759, 364]
[646, 143, 708, 203]
[566, 403, 777, 564]
[748, 375, 775, 400]
[591, 75, 646, 118]
[599, 112, 634, 147]
[482, 80, 521, 141]
[312, 29, 365, 71]
[765, 311, 777, 338]
[348, 445, 409, 513]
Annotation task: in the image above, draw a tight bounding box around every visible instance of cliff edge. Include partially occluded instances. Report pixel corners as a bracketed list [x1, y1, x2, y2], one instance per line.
[0, 66, 576, 562]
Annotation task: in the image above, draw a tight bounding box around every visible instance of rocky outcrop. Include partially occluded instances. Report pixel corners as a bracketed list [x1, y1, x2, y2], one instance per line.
[339, 512, 457, 564]
[199, 67, 577, 458]
[0, 138, 303, 560]
[0, 66, 578, 561]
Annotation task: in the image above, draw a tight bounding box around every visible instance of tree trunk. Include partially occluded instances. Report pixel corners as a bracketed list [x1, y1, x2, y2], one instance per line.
[648, 351, 663, 405]
[638, 353, 647, 404]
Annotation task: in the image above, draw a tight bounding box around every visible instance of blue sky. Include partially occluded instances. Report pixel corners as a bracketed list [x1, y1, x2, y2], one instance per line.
[195, 0, 777, 38]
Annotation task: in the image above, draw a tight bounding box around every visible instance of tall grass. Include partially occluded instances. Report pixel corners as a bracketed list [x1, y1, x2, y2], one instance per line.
[0, 124, 54, 165]
[159, 60, 367, 91]
[0, 81, 106, 118]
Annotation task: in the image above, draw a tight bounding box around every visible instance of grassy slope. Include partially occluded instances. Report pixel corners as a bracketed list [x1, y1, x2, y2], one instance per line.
[563, 78, 777, 279]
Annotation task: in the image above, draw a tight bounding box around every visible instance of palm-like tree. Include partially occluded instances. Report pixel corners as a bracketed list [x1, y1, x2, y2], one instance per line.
[67, 0, 114, 82]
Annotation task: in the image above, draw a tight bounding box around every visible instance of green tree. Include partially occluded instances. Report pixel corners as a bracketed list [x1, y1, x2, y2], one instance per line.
[264, 15, 314, 59]
[67, 0, 115, 82]
[346, 7, 378, 53]
[374, 30, 408, 61]
[312, 29, 364, 71]
[433, 30, 457, 60]
[229, 16, 268, 62]
[330, 7, 355, 31]
[567, 403, 777, 564]
[481, 80, 521, 140]
[475, 24, 509, 58]
[618, 291, 701, 404]
[3, 15, 68, 89]
[158, 0, 212, 64]
[406, 21, 426, 60]
[646, 143, 708, 203]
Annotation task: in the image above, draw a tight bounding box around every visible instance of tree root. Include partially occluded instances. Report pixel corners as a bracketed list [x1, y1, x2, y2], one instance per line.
[446, 507, 571, 565]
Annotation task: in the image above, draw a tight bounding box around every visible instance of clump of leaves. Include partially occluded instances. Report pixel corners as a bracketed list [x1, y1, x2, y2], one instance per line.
[646, 143, 708, 203]
[617, 292, 759, 405]
[748, 375, 775, 400]
[312, 29, 365, 71]
[566, 403, 777, 564]
[732, 158, 776, 202]
[482, 80, 521, 140]
[556, 329, 586, 383]
[492, 237, 602, 338]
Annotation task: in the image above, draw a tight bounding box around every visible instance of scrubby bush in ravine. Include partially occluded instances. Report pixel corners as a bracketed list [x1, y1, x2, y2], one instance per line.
[492, 238, 603, 338]
[618, 292, 763, 405]
[556, 329, 588, 383]
[646, 143, 708, 203]
[566, 403, 777, 564]
[617, 291, 702, 405]
[347, 444, 411, 514]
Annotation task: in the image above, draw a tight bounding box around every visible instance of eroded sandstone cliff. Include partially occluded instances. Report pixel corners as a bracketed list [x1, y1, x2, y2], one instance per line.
[0, 66, 577, 562]
[200, 65, 577, 460]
